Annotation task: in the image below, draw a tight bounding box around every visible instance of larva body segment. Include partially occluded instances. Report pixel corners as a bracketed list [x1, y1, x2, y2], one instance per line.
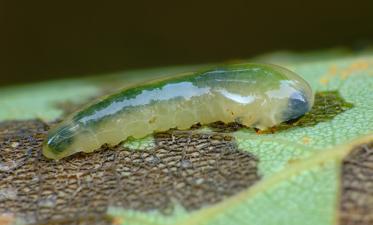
[43, 63, 314, 159]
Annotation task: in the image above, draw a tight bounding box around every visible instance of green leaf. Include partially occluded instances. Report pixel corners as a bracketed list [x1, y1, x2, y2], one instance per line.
[108, 56, 373, 225]
[0, 51, 372, 225]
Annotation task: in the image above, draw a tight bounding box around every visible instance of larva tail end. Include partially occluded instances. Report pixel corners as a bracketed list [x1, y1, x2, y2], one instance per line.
[42, 123, 79, 160]
[42, 142, 62, 160]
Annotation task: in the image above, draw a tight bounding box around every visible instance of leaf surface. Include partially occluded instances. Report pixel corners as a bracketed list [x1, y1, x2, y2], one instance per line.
[109, 56, 373, 225]
[0, 52, 372, 225]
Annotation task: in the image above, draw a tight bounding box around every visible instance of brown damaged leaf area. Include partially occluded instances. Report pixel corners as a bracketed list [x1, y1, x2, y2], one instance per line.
[0, 120, 259, 225]
[340, 141, 373, 225]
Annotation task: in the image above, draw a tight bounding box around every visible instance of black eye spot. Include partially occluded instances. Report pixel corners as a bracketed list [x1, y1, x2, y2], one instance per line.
[283, 91, 310, 121]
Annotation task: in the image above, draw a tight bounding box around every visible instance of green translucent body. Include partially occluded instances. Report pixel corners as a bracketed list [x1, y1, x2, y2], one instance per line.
[43, 63, 314, 159]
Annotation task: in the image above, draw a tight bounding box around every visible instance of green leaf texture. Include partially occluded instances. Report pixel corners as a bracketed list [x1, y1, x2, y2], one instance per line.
[0, 51, 372, 225]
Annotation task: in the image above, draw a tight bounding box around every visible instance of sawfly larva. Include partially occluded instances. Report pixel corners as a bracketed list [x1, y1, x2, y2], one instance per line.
[43, 63, 314, 159]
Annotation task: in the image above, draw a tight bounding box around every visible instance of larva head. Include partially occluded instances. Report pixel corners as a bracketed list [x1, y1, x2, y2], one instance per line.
[43, 122, 83, 160]
[282, 90, 313, 121]
[262, 64, 314, 125]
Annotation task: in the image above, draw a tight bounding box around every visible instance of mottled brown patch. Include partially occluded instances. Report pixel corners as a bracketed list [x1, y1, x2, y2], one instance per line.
[340, 141, 373, 225]
[0, 120, 259, 224]
[208, 121, 245, 132]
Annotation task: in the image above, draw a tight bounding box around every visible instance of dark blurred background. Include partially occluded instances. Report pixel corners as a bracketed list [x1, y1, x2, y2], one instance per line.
[1, 1, 373, 86]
